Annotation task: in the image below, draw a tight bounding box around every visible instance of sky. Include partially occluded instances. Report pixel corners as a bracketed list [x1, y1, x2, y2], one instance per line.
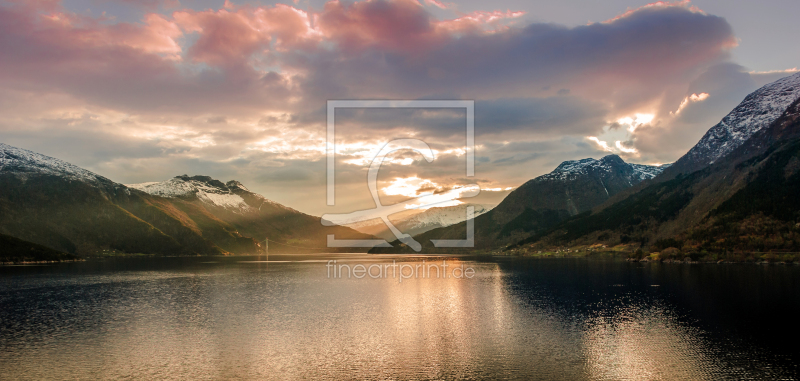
[0, 0, 798, 216]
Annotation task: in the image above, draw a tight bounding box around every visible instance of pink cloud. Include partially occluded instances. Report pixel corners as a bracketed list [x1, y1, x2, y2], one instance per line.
[173, 9, 266, 66]
[0, 0, 738, 125]
[315, 0, 524, 53]
[437, 9, 525, 33]
[0, 0, 301, 115]
[111, 14, 183, 56]
[173, 3, 319, 66]
[0, 0, 765, 209]
[423, 0, 451, 10]
[4, 2, 183, 57]
[316, 0, 443, 52]
[110, 0, 182, 10]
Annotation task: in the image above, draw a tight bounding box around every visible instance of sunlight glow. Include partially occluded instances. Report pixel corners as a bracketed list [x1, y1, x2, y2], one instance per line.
[588, 136, 614, 152]
[404, 184, 480, 209]
[672, 93, 710, 115]
[617, 113, 654, 132]
[383, 177, 439, 197]
[381, 177, 481, 210]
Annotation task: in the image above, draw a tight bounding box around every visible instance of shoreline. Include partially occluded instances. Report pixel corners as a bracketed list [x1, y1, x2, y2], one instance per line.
[1, 259, 86, 265]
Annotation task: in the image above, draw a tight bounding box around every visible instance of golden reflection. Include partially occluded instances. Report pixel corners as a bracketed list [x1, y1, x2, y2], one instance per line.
[582, 305, 715, 380]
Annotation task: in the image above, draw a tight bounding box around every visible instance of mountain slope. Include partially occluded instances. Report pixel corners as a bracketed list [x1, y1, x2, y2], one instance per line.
[0, 143, 214, 255]
[128, 175, 371, 253]
[371, 155, 667, 253]
[512, 97, 800, 256]
[0, 144, 370, 255]
[662, 71, 800, 177]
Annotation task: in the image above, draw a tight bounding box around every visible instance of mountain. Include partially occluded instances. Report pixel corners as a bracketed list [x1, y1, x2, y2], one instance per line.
[511, 86, 800, 258]
[0, 143, 370, 256]
[346, 203, 492, 241]
[127, 174, 370, 253]
[0, 233, 81, 263]
[371, 154, 667, 253]
[662, 72, 800, 178]
[0, 142, 206, 255]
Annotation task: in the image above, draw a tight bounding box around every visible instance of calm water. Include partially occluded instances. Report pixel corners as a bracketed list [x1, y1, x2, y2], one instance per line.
[1, 254, 799, 380]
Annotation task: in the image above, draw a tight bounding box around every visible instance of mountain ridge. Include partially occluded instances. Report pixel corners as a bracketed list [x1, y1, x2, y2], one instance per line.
[661, 71, 800, 178]
[371, 154, 667, 253]
[510, 96, 800, 256]
[0, 143, 372, 255]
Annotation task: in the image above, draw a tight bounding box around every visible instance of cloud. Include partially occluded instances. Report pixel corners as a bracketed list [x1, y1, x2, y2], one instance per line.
[173, 4, 319, 67]
[588, 137, 613, 152]
[672, 92, 710, 115]
[628, 63, 772, 164]
[0, 0, 737, 116]
[0, 0, 767, 216]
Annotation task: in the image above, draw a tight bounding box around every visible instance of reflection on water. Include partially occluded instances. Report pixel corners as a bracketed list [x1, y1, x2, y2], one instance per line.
[0, 255, 798, 380]
[583, 305, 713, 380]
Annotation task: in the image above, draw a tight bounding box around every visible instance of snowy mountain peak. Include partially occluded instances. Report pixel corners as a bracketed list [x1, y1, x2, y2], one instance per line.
[681, 72, 800, 169]
[629, 162, 672, 181]
[541, 154, 667, 181]
[127, 175, 253, 211]
[0, 143, 107, 183]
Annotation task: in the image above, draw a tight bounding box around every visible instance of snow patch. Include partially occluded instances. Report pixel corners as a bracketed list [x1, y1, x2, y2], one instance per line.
[127, 177, 252, 212]
[0, 143, 106, 183]
[685, 72, 800, 166]
[537, 155, 667, 182]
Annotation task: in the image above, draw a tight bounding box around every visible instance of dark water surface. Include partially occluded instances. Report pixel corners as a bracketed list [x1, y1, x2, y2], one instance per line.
[1, 254, 798, 380]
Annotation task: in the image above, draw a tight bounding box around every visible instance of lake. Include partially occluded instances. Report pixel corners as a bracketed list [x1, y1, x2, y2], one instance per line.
[1, 254, 798, 380]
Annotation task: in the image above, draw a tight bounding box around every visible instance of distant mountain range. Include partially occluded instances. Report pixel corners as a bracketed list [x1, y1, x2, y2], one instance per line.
[373, 71, 800, 255]
[372, 153, 668, 253]
[345, 203, 493, 241]
[4, 72, 800, 258]
[0, 144, 371, 256]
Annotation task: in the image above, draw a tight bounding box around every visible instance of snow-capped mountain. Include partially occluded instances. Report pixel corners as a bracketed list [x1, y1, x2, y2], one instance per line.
[0, 143, 372, 255]
[348, 203, 492, 240]
[508, 98, 800, 254]
[668, 72, 800, 175]
[539, 155, 669, 184]
[0, 143, 109, 184]
[0, 143, 221, 256]
[372, 155, 667, 252]
[127, 175, 301, 217]
[489, 154, 667, 222]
